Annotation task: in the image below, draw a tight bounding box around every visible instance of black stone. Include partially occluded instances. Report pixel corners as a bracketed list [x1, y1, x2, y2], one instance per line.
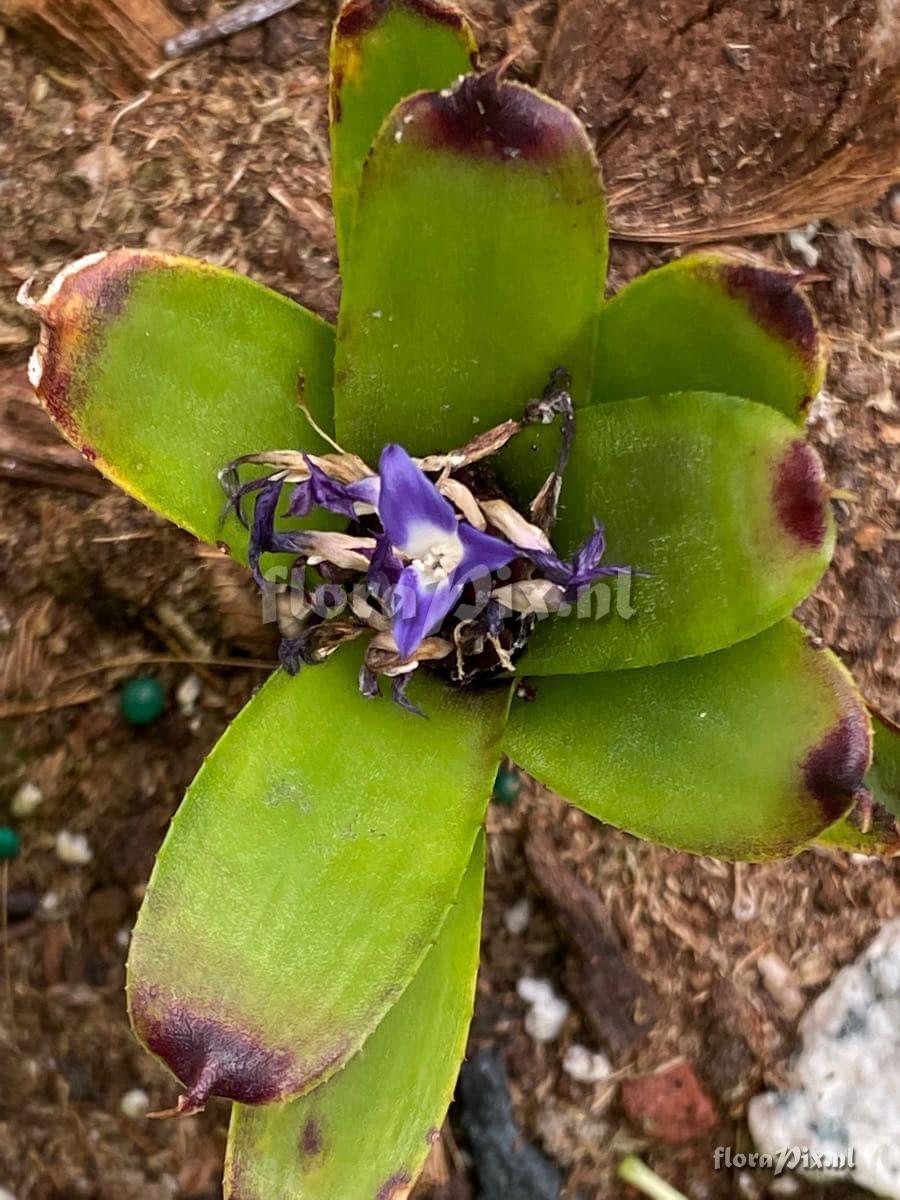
[458, 1050, 562, 1200]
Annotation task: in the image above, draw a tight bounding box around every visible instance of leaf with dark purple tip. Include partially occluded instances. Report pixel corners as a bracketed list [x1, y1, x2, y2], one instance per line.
[504, 392, 834, 676]
[21, 249, 335, 558]
[127, 650, 506, 1110]
[817, 712, 900, 855]
[505, 621, 871, 860]
[334, 71, 607, 460]
[224, 835, 485, 1200]
[330, 0, 476, 261]
[591, 254, 826, 421]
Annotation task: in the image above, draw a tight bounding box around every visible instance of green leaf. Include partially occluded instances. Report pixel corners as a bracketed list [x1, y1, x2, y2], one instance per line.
[817, 713, 900, 855]
[592, 254, 826, 421]
[225, 833, 485, 1200]
[334, 72, 607, 462]
[505, 620, 872, 860]
[868, 712, 900, 818]
[127, 650, 507, 1110]
[508, 392, 834, 676]
[23, 249, 334, 557]
[330, 0, 476, 262]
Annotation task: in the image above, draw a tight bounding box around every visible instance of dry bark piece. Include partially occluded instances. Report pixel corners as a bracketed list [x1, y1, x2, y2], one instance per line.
[621, 1059, 718, 1143]
[524, 829, 657, 1059]
[162, 0, 302, 59]
[458, 1050, 562, 1200]
[0, 0, 182, 96]
[541, 0, 900, 240]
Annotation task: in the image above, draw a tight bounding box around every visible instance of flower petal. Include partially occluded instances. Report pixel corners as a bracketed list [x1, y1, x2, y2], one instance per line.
[368, 533, 405, 593]
[377, 444, 457, 555]
[288, 457, 379, 521]
[248, 477, 285, 587]
[457, 522, 518, 577]
[389, 566, 459, 660]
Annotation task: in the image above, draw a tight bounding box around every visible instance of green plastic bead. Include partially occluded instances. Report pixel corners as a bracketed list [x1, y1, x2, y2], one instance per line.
[0, 826, 21, 861]
[492, 765, 521, 807]
[120, 676, 166, 726]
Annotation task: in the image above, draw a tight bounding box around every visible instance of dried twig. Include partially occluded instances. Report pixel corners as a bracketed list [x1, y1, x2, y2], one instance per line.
[526, 829, 658, 1059]
[164, 0, 302, 59]
[1, 656, 276, 719]
[0, 687, 108, 719]
[59, 653, 275, 683]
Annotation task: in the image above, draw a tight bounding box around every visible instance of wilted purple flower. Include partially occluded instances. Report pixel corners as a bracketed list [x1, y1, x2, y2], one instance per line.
[225, 378, 633, 709]
[371, 444, 518, 659]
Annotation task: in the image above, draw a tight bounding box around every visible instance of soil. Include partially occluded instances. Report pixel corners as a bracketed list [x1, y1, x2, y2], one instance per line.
[0, 2, 897, 1199]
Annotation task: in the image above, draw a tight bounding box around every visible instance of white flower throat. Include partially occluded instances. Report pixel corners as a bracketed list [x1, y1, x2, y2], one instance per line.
[402, 522, 464, 585]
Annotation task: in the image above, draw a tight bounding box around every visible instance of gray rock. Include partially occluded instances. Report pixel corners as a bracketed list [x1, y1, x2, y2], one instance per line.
[458, 1050, 562, 1200]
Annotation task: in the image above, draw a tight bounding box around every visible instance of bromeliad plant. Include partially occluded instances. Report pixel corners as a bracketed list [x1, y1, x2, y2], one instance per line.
[20, 0, 900, 1195]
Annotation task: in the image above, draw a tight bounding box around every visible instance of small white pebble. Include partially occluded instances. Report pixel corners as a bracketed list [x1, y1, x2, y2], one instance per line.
[0, 1186, 17, 1200]
[29, 74, 49, 105]
[758, 952, 805, 1019]
[55, 830, 93, 866]
[736, 1171, 756, 1198]
[562, 1043, 611, 1084]
[786, 222, 820, 268]
[115, 927, 131, 950]
[517, 976, 570, 1042]
[39, 890, 61, 915]
[517, 976, 552, 1005]
[769, 1177, 800, 1196]
[11, 781, 43, 817]
[176, 673, 202, 715]
[120, 1088, 150, 1119]
[503, 898, 531, 936]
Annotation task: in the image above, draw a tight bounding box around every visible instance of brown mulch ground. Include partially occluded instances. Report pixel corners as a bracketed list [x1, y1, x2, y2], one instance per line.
[0, 1, 897, 1198]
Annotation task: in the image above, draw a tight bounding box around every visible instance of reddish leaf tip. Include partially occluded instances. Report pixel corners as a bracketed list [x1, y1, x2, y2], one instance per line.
[804, 708, 872, 822]
[130, 989, 348, 1109]
[400, 73, 590, 163]
[336, 0, 468, 38]
[23, 249, 149, 459]
[772, 439, 828, 548]
[720, 263, 820, 369]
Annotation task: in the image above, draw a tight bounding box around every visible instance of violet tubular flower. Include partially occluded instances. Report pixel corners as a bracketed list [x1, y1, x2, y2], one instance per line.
[373, 443, 518, 659]
[224, 377, 631, 708]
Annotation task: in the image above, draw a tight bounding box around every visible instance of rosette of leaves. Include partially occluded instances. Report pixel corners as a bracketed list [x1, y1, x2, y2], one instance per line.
[20, 1, 899, 1195]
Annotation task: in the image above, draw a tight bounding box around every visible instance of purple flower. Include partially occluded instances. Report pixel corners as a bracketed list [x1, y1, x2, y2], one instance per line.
[288, 457, 379, 520]
[525, 521, 630, 602]
[225, 406, 636, 703]
[374, 445, 516, 660]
